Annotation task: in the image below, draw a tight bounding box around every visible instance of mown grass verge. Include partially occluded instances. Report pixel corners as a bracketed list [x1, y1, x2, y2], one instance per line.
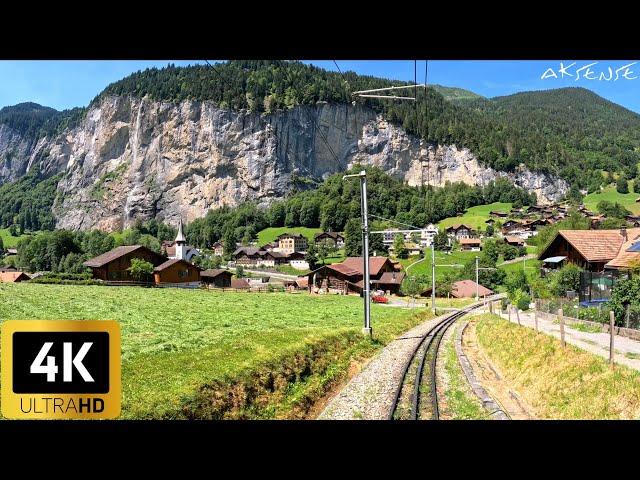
[442, 325, 488, 420]
[476, 313, 640, 419]
[0, 283, 428, 419]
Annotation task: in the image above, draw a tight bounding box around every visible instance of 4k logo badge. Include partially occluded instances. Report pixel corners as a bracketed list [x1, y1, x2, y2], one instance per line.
[1, 320, 121, 419]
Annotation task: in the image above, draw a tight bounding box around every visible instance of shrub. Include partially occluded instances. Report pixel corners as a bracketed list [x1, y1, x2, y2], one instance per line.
[517, 294, 531, 311]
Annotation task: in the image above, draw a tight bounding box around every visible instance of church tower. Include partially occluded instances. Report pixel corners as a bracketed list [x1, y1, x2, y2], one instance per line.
[175, 218, 187, 261]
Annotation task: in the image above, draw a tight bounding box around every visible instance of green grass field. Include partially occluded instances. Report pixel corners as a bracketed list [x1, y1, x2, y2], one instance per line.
[584, 184, 640, 215]
[399, 250, 477, 280]
[0, 283, 426, 419]
[256, 227, 323, 246]
[0, 228, 33, 248]
[437, 202, 513, 231]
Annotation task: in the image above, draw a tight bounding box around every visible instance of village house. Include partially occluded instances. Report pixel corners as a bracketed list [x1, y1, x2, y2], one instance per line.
[212, 241, 224, 257]
[231, 278, 251, 290]
[489, 210, 509, 218]
[538, 227, 640, 303]
[154, 258, 201, 286]
[504, 235, 525, 247]
[314, 231, 345, 248]
[83, 245, 167, 282]
[200, 269, 233, 288]
[420, 224, 439, 247]
[307, 256, 404, 295]
[0, 271, 30, 283]
[446, 224, 475, 243]
[84, 222, 202, 286]
[232, 247, 308, 270]
[276, 233, 308, 254]
[459, 238, 482, 251]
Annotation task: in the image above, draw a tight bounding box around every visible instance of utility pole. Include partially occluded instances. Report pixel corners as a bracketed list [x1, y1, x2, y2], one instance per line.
[343, 170, 371, 337]
[432, 243, 436, 314]
[475, 256, 480, 301]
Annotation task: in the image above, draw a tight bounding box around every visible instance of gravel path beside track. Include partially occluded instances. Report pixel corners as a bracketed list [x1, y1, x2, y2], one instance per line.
[318, 313, 455, 420]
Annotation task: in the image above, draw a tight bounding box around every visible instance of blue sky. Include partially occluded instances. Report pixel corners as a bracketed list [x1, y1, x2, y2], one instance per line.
[1, 60, 640, 112]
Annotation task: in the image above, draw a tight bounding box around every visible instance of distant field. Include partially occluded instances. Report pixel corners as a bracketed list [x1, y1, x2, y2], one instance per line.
[399, 250, 477, 280]
[438, 202, 513, 231]
[0, 228, 34, 248]
[584, 184, 640, 215]
[0, 283, 425, 419]
[257, 227, 323, 246]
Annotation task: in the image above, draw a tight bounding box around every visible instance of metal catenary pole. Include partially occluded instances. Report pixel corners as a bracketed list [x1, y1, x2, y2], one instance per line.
[432, 242, 436, 314]
[343, 170, 371, 337]
[475, 256, 480, 301]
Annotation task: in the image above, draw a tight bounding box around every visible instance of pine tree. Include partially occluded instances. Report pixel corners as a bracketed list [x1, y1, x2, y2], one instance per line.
[344, 219, 362, 257]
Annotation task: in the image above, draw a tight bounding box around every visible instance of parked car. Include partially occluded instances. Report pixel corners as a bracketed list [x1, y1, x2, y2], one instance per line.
[372, 295, 389, 304]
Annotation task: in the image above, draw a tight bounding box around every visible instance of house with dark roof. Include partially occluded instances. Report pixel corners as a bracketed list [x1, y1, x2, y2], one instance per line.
[306, 256, 404, 295]
[314, 232, 345, 248]
[83, 245, 167, 282]
[200, 269, 233, 288]
[445, 224, 475, 242]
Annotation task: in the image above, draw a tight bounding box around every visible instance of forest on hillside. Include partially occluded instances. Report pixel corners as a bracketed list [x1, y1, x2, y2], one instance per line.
[184, 166, 536, 251]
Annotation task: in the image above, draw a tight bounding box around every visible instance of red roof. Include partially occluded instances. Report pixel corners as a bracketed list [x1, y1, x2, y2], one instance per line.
[451, 280, 493, 298]
[231, 278, 250, 289]
[605, 230, 640, 269]
[459, 238, 481, 245]
[372, 271, 405, 285]
[326, 263, 361, 276]
[341, 257, 393, 277]
[557, 229, 640, 262]
[0, 271, 30, 283]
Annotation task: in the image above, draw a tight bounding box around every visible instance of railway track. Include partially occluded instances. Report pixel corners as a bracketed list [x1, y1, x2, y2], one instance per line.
[389, 297, 503, 420]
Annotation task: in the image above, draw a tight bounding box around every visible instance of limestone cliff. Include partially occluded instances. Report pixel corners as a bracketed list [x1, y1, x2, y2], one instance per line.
[0, 95, 568, 231]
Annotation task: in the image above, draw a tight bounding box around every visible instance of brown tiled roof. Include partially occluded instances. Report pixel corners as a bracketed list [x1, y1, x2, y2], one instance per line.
[451, 280, 493, 298]
[605, 231, 640, 269]
[200, 269, 231, 278]
[326, 263, 361, 277]
[557, 229, 640, 262]
[154, 258, 200, 272]
[83, 245, 163, 268]
[231, 278, 250, 289]
[341, 257, 392, 277]
[459, 238, 481, 245]
[0, 271, 30, 282]
[446, 224, 474, 232]
[296, 277, 308, 288]
[505, 236, 525, 244]
[276, 232, 307, 240]
[314, 231, 344, 240]
[372, 271, 405, 285]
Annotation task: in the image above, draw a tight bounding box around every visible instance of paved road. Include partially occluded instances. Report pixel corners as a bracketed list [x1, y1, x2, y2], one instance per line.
[499, 310, 640, 371]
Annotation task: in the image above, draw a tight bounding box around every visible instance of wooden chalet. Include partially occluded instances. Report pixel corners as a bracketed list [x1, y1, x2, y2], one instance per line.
[314, 231, 345, 248]
[154, 258, 201, 285]
[489, 210, 509, 218]
[504, 236, 525, 247]
[538, 228, 640, 273]
[459, 238, 482, 251]
[307, 256, 404, 295]
[83, 245, 166, 282]
[445, 224, 475, 241]
[200, 269, 233, 288]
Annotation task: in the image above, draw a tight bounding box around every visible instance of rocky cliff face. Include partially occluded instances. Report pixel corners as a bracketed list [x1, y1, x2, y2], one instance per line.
[0, 96, 568, 231]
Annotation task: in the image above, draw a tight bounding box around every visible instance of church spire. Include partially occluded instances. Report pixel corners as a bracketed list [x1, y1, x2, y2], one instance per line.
[175, 218, 186, 244]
